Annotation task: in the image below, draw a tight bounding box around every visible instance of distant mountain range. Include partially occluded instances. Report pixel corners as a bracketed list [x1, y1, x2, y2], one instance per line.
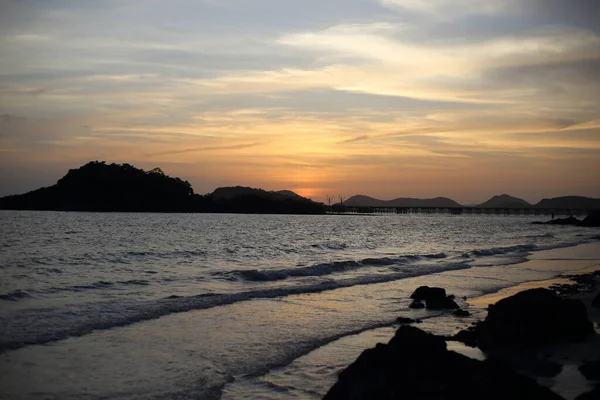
[342, 193, 600, 210]
[1, 161, 599, 212]
[343, 195, 461, 208]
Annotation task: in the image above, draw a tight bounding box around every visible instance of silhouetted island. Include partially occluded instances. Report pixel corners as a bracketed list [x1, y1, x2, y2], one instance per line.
[535, 196, 600, 210]
[343, 195, 462, 208]
[0, 162, 325, 214]
[476, 194, 532, 208]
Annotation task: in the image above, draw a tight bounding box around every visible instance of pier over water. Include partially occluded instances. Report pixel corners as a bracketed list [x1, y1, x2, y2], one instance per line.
[330, 206, 596, 216]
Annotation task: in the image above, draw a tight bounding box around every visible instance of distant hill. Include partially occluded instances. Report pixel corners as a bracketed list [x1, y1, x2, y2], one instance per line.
[344, 195, 462, 208]
[534, 196, 600, 210]
[211, 187, 305, 201]
[276, 190, 304, 199]
[209, 186, 323, 214]
[0, 162, 325, 214]
[476, 194, 532, 208]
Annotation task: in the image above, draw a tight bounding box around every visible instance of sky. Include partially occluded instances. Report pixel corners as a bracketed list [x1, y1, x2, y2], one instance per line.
[0, 0, 599, 204]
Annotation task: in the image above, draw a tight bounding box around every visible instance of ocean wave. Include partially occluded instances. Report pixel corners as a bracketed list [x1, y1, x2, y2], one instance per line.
[0, 261, 470, 353]
[216, 253, 448, 282]
[528, 233, 555, 239]
[46, 279, 150, 293]
[463, 244, 537, 258]
[72, 281, 114, 290]
[310, 242, 348, 250]
[0, 290, 32, 301]
[124, 249, 206, 258]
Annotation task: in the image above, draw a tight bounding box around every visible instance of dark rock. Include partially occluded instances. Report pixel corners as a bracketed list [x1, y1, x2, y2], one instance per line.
[409, 299, 425, 309]
[453, 309, 471, 317]
[452, 325, 480, 347]
[533, 359, 564, 378]
[456, 288, 593, 349]
[410, 286, 459, 309]
[324, 326, 563, 400]
[592, 293, 600, 309]
[579, 359, 600, 381]
[576, 384, 600, 400]
[411, 286, 446, 301]
[550, 283, 580, 296]
[166, 295, 182, 299]
[578, 211, 600, 227]
[427, 295, 460, 310]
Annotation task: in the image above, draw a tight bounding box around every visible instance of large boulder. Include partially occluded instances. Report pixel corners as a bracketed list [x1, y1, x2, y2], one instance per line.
[579, 359, 600, 381]
[579, 211, 600, 227]
[455, 289, 593, 349]
[592, 292, 600, 309]
[576, 385, 600, 400]
[324, 326, 563, 400]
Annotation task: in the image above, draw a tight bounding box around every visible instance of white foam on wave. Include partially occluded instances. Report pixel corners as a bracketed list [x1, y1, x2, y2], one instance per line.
[216, 253, 448, 282]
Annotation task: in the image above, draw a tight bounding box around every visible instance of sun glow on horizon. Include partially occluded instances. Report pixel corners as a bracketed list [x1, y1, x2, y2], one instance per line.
[0, 0, 599, 204]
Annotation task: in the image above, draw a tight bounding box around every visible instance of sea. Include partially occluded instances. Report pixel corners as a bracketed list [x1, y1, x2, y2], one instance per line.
[1, 211, 600, 399]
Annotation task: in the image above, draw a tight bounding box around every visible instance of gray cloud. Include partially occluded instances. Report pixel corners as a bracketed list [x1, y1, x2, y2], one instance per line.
[340, 135, 370, 144]
[147, 142, 262, 156]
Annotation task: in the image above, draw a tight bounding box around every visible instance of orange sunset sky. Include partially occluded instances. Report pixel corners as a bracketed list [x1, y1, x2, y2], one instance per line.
[1, 0, 599, 203]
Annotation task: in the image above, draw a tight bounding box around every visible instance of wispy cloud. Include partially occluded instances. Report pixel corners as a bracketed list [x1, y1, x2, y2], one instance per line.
[0, 0, 598, 202]
[148, 142, 262, 156]
[340, 135, 371, 144]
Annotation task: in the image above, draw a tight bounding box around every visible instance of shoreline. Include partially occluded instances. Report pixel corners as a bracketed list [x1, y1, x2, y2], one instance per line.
[221, 242, 600, 398]
[468, 262, 600, 308]
[323, 252, 600, 400]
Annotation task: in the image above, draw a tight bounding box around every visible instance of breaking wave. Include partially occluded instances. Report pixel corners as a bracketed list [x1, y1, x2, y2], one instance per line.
[464, 244, 538, 258]
[216, 253, 448, 282]
[0, 290, 32, 302]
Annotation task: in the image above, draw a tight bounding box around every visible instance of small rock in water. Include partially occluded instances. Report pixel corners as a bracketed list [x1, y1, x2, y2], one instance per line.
[411, 286, 446, 301]
[427, 296, 460, 310]
[578, 211, 600, 227]
[410, 286, 460, 309]
[453, 309, 471, 317]
[409, 300, 425, 309]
